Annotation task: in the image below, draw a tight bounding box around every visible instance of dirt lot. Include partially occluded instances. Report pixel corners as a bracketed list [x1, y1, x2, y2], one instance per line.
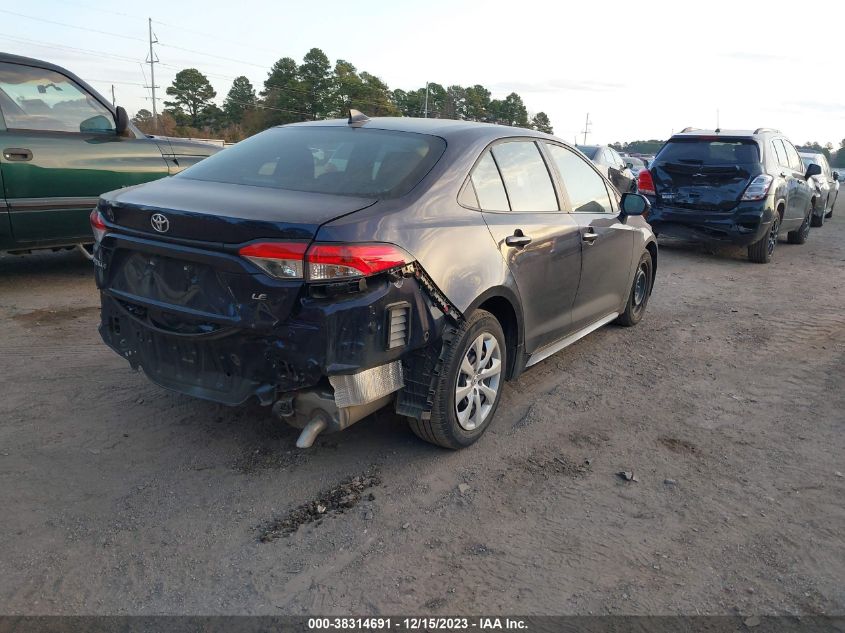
[1, 198, 843, 616]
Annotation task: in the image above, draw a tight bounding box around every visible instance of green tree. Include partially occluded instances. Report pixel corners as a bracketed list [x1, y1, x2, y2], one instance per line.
[531, 112, 553, 134]
[164, 68, 216, 127]
[490, 93, 529, 128]
[299, 47, 333, 120]
[223, 76, 256, 124]
[464, 85, 491, 121]
[261, 56, 305, 126]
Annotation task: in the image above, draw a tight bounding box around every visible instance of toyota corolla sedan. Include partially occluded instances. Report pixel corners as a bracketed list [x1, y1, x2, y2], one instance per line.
[92, 113, 657, 449]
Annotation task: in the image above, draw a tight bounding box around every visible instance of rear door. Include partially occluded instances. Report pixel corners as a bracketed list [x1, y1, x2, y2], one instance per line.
[545, 143, 634, 331]
[0, 61, 168, 247]
[467, 140, 582, 352]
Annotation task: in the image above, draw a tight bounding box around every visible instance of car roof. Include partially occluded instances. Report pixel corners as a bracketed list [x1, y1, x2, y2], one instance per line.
[671, 128, 780, 140]
[285, 116, 558, 145]
[0, 51, 115, 114]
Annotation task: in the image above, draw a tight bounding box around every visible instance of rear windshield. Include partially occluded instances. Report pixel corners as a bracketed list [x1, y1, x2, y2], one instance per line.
[179, 126, 447, 199]
[657, 139, 760, 165]
[576, 145, 599, 159]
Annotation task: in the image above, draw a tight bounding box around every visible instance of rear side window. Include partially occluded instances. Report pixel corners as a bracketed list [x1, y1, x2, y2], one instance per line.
[782, 140, 803, 172]
[658, 139, 760, 165]
[470, 151, 510, 211]
[546, 143, 613, 214]
[772, 140, 788, 167]
[180, 126, 446, 199]
[490, 141, 558, 212]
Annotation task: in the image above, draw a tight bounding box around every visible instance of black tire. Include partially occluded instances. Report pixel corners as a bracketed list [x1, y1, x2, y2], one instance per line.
[788, 209, 811, 244]
[408, 309, 506, 449]
[615, 251, 653, 327]
[748, 213, 780, 263]
[810, 200, 824, 228]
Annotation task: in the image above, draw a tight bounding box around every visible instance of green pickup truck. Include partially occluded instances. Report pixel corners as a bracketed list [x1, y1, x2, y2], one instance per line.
[0, 53, 221, 256]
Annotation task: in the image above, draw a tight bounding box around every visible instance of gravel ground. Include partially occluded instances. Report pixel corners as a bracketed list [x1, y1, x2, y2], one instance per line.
[0, 196, 843, 616]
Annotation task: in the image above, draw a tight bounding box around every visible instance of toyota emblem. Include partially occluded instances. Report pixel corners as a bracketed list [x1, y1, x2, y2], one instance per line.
[150, 213, 170, 233]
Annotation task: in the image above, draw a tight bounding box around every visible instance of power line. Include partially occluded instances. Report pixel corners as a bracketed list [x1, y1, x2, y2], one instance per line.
[0, 9, 145, 42]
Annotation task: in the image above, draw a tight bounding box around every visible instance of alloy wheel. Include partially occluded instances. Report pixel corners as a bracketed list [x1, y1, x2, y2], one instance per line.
[455, 332, 502, 431]
[767, 217, 780, 256]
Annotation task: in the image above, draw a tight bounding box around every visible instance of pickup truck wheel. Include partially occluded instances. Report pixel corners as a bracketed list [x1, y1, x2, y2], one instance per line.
[788, 210, 811, 244]
[615, 251, 652, 327]
[408, 309, 506, 449]
[748, 214, 779, 263]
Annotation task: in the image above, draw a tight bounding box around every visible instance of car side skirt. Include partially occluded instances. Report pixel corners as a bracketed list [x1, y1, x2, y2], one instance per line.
[525, 312, 619, 368]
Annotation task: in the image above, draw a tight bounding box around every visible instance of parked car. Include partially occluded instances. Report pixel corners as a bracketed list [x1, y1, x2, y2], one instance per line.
[0, 53, 220, 256]
[621, 155, 647, 178]
[576, 144, 637, 192]
[92, 114, 657, 449]
[639, 128, 820, 263]
[798, 151, 838, 225]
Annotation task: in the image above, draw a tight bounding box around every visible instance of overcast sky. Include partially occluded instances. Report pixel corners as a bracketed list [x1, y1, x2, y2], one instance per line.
[2, 0, 843, 145]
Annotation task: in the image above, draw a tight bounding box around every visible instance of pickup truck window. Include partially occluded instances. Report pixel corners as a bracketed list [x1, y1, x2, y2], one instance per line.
[0, 62, 114, 134]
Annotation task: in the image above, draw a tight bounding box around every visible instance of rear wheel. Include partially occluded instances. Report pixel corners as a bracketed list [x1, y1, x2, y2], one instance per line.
[408, 310, 506, 449]
[748, 213, 780, 263]
[615, 251, 652, 327]
[788, 209, 812, 244]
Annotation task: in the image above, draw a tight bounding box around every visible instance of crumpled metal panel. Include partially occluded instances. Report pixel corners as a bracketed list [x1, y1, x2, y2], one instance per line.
[329, 361, 403, 408]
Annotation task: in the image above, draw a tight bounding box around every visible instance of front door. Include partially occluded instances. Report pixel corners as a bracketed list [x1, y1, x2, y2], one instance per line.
[545, 143, 635, 331]
[0, 61, 168, 248]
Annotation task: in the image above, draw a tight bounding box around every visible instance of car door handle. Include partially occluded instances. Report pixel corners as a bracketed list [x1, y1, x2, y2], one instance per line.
[3, 148, 33, 162]
[505, 231, 532, 247]
[582, 229, 599, 244]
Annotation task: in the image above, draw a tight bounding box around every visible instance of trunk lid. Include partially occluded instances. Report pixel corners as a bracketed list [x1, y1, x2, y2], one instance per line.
[652, 138, 761, 212]
[103, 176, 377, 243]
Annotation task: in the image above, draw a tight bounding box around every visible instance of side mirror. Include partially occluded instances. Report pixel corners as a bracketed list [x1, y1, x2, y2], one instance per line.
[620, 192, 650, 217]
[79, 114, 114, 134]
[114, 106, 129, 135]
[805, 163, 822, 179]
[625, 162, 634, 169]
[834, 171, 840, 181]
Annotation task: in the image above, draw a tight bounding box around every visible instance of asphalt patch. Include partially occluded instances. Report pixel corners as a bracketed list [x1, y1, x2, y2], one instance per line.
[259, 468, 382, 542]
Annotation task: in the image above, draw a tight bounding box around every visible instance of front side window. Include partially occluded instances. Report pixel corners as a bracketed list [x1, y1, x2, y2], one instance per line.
[490, 141, 558, 212]
[181, 126, 446, 199]
[546, 143, 613, 214]
[0, 62, 114, 134]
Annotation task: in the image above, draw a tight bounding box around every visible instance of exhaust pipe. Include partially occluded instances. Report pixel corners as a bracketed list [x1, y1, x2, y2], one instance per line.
[276, 361, 404, 448]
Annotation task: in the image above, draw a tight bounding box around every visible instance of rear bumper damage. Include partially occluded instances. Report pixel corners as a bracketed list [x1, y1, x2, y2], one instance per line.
[97, 239, 455, 446]
[647, 200, 774, 246]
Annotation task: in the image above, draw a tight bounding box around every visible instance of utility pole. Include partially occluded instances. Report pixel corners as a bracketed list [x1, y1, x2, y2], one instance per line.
[423, 82, 429, 118]
[716, 108, 720, 130]
[582, 113, 591, 145]
[146, 18, 160, 132]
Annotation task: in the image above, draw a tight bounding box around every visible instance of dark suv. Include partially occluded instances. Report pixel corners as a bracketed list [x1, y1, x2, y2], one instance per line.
[92, 116, 656, 450]
[638, 128, 821, 263]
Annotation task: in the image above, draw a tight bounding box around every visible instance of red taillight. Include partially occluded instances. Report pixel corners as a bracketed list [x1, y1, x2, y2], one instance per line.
[237, 241, 412, 281]
[89, 208, 107, 243]
[307, 243, 411, 280]
[239, 242, 308, 279]
[637, 168, 656, 196]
